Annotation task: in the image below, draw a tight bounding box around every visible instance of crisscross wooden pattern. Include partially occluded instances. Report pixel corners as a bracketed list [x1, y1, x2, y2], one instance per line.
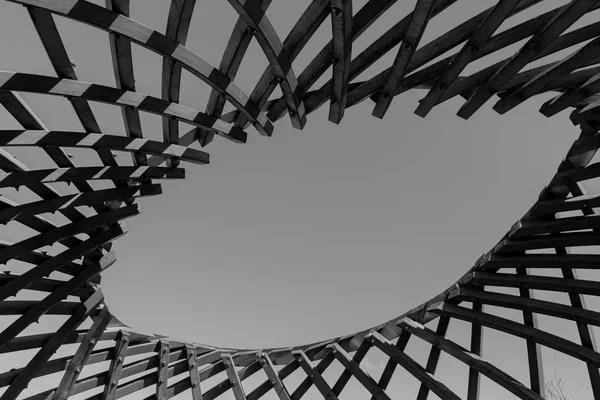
[2, 1, 600, 399]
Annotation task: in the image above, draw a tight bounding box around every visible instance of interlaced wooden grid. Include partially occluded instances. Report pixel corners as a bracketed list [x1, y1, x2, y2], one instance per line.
[2, 0, 600, 399]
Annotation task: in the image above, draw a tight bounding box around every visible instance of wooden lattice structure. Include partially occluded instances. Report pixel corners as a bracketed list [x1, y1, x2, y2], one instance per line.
[3, 0, 600, 399]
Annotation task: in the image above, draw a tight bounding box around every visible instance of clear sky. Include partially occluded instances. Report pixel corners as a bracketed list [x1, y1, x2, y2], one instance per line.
[0, 0, 598, 399]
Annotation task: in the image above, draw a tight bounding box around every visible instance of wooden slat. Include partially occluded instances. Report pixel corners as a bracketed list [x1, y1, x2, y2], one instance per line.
[0, 71, 245, 141]
[467, 302, 483, 400]
[103, 331, 131, 400]
[398, 318, 545, 400]
[0, 252, 116, 352]
[344, 0, 540, 111]
[328, 343, 391, 400]
[372, 0, 436, 119]
[52, 308, 112, 400]
[233, 0, 330, 130]
[366, 332, 461, 400]
[495, 35, 600, 114]
[0, 204, 137, 264]
[0, 130, 209, 165]
[292, 350, 338, 400]
[264, 0, 400, 123]
[328, 0, 352, 123]
[431, 302, 600, 366]
[157, 340, 170, 400]
[186, 344, 204, 400]
[415, 0, 521, 117]
[0, 289, 104, 400]
[372, 329, 410, 399]
[222, 354, 247, 400]
[27, 7, 118, 168]
[256, 353, 290, 400]
[457, 0, 599, 119]
[0, 184, 161, 223]
[471, 271, 600, 296]
[331, 339, 370, 395]
[226, 0, 306, 130]
[7, 0, 273, 137]
[290, 352, 334, 399]
[0, 226, 123, 302]
[415, 316, 450, 400]
[106, 0, 146, 167]
[200, 0, 272, 146]
[248, 358, 299, 400]
[452, 287, 600, 327]
[162, 0, 196, 163]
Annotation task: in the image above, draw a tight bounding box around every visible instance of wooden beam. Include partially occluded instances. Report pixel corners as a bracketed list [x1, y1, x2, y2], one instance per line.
[0, 71, 246, 142]
[372, 0, 436, 119]
[292, 350, 338, 400]
[457, 0, 599, 119]
[398, 317, 545, 400]
[103, 331, 131, 400]
[366, 332, 461, 400]
[52, 308, 112, 400]
[430, 302, 600, 367]
[256, 353, 290, 400]
[222, 354, 248, 400]
[0, 130, 209, 165]
[415, 316, 450, 400]
[265, 0, 400, 123]
[495, 36, 600, 114]
[467, 302, 483, 400]
[161, 0, 196, 160]
[226, 0, 306, 130]
[328, 343, 391, 400]
[7, 0, 273, 137]
[328, 0, 352, 123]
[0, 289, 104, 400]
[415, 0, 521, 117]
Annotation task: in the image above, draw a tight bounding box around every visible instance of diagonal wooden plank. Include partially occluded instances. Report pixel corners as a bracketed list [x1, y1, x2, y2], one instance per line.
[431, 302, 600, 366]
[222, 354, 248, 400]
[200, 0, 272, 146]
[256, 352, 290, 400]
[0, 71, 245, 141]
[162, 0, 196, 164]
[106, 0, 147, 167]
[0, 184, 160, 224]
[331, 339, 370, 395]
[372, 329, 410, 400]
[372, 0, 436, 119]
[52, 307, 113, 400]
[367, 331, 461, 400]
[186, 344, 204, 400]
[328, 0, 352, 123]
[157, 340, 171, 400]
[103, 331, 131, 400]
[328, 343, 391, 400]
[457, 0, 599, 119]
[415, 0, 522, 117]
[27, 7, 118, 168]
[0, 130, 209, 165]
[467, 302, 483, 400]
[292, 350, 338, 400]
[7, 0, 274, 137]
[398, 317, 545, 400]
[264, 0, 400, 124]
[0, 289, 105, 400]
[415, 316, 450, 400]
[226, 0, 306, 130]
[0, 226, 123, 302]
[495, 35, 600, 114]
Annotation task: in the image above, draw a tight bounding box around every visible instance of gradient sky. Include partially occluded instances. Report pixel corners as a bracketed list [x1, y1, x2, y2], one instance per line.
[1, 0, 599, 399]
